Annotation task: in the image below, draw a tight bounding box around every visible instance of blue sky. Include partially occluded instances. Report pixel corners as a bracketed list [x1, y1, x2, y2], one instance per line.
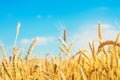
[0, 0, 120, 58]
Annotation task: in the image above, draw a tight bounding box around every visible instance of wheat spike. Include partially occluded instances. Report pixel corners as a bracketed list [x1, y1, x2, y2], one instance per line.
[89, 41, 96, 60]
[89, 41, 93, 53]
[13, 55, 17, 78]
[64, 29, 67, 42]
[98, 23, 102, 42]
[0, 43, 7, 61]
[59, 71, 66, 80]
[70, 50, 81, 59]
[67, 41, 74, 53]
[58, 37, 68, 49]
[59, 46, 68, 55]
[17, 50, 24, 61]
[14, 22, 20, 47]
[26, 37, 38, 61]
[12, 47, 19, 79]
[54, 64, 57, 73]
[97, 40, 120, 55]
[2, 60, 13, 80]
[16, 22, 20, 36]
[116, 32, 120, 42]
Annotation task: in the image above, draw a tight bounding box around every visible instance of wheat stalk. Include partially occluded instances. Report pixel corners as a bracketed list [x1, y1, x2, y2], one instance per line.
[80, 67, 87, 80]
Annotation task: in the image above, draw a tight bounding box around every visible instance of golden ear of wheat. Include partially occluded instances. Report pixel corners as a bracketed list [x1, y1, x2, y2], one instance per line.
[13, 22, 21, 47]
[17, 50, 24, 61]
[97, 40, 120, 55]
[2, 60, 13, 80]
[98, 23, 102, 42]
[64, 29, 67, 42]
[116, 32, 120, 42]
[0, 43, 7, 61]
[16, 22, 20, 36]
[26, 37, 39, 61]
[58, 37, 68, 49]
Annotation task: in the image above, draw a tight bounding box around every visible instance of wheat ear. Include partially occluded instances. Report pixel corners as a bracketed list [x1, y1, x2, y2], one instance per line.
[98, 23, 102, 42]
[64, 29, 67, 42]
[12, 47, 19, 78]
[2, 60, 13, 80]
[26, 37, 38, 61]
[58, 37, 68, 49]
[17, 50, 24, 61]
[14, 22, 20, 47]
[10, 22, 20, 63]
[89, 41, 95, 60]
[116, 32, 120, 42]
[97, 40, 120, 55]
[0, 43, 7, 61]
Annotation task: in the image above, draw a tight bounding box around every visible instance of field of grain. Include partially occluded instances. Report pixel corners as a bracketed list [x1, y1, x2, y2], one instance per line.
[0, 23, 120, 80]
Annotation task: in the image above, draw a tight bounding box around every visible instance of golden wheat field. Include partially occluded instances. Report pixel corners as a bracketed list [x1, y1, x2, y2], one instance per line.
[0, 23, 120, 80]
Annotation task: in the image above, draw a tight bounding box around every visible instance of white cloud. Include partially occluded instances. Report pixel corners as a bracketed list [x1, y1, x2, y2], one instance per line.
[37, 37, 55, 45]
[21, 36, 55, 46]
[72, 23, 119, 53]
[21, 39, 31, 45]
[102, 24, 111, 29]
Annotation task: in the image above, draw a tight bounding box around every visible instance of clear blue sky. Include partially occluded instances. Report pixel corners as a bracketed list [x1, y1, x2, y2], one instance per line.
[0, 0, 120, 57]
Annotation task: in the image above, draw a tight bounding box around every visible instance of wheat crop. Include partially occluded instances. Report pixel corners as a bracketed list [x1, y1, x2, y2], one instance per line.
[0, 22, 120, 80]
